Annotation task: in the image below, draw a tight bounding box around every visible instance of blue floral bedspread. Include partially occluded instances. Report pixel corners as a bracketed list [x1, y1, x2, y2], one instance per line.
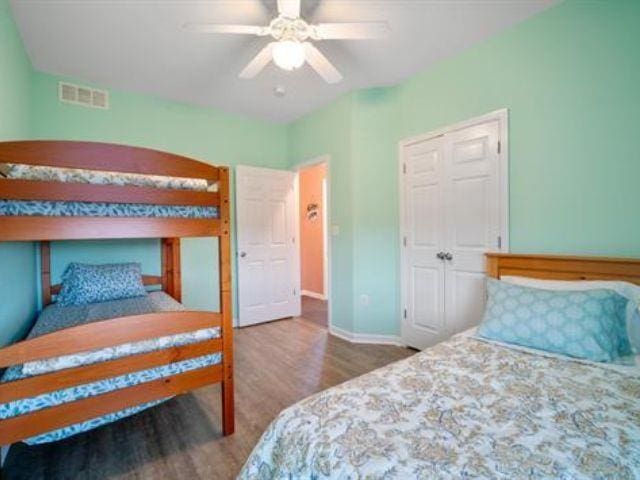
[0, 200, 217, 218]
[0, 292, 222, 445]
[239, 334, 640, 479]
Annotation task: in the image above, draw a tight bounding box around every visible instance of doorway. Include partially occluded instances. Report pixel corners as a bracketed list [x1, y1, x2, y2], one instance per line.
[297, 159, 329, 329]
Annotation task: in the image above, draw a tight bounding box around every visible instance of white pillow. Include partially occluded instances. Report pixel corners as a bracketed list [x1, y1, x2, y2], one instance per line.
[501, 276, 640, 354]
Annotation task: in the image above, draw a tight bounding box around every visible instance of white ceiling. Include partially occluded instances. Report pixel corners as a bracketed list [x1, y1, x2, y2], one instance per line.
[11, 0, 555, 123]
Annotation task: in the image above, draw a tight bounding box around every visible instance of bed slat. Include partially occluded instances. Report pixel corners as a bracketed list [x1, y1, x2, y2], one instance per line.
[0, 338, 222, 404]
[0, 311, 221, 368]
[0, 217, 221, 241]
[0, 365, 223, 445]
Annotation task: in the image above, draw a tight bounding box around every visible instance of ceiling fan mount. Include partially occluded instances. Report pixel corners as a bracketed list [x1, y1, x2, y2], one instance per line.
[184, 0, 390, 84]
[267, 16, 311, 42]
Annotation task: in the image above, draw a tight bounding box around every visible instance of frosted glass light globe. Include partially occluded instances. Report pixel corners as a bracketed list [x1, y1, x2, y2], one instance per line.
[272, 40, 305, 71]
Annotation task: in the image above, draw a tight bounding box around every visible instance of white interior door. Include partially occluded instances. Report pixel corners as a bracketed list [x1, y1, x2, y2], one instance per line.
[401, 111, 507, 349]
[444, 119, 503, 336]
[401, 136, 448, 348]
[236, 165, 300, 327]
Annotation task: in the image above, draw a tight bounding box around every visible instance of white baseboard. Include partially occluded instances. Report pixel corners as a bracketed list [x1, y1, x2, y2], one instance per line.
[1, 445, 10, 468]
[329, 325, 404, 346]
[301, 290, 327, 301]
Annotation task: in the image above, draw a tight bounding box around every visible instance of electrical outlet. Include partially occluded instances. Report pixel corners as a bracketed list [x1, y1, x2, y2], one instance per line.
[360, 294, 370, 307]
[331, 225, 340, 236]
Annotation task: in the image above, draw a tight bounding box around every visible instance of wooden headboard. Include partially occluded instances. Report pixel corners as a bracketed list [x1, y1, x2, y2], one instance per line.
[486, 253, 640, 286]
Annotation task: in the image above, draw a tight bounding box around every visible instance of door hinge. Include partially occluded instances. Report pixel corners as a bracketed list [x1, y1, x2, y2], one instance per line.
[293, 287, 297, 296]
[403, 236, 407, 247]
[402, 163, 407, 174]
[497, 140, 501, 154]
[403, 308, 407, 319]
[292, 236, 295, 244]
[497, 235, 502, 249]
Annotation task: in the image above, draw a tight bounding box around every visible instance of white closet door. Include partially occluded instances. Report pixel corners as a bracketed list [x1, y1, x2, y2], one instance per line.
[444, 120, 503, 336]
[401, 136, 447, 348]
[401, 111, 507, 350]
[236, 165, 300, 327]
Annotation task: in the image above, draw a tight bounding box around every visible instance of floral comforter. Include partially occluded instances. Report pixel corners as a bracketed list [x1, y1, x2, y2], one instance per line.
[239, 334, 640, 479]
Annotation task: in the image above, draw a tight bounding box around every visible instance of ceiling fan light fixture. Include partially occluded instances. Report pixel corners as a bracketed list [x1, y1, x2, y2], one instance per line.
[272, 40, 305, 71]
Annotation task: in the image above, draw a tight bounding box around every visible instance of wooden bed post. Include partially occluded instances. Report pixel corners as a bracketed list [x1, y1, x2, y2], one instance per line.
[41, 241, 52, 308]
[485, 255, 499, 279]
[161, 238, 182, 302]
[218, 166, 234, 435]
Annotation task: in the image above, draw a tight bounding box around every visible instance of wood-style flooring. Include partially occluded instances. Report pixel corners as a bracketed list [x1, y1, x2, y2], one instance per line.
[2, 314, 413, 480]
[300, 295, 328, 329]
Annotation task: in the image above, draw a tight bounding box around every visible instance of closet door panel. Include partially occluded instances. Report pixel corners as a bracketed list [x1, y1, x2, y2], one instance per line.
[401, 137, 447, 349]
[444, 120, 502, 335]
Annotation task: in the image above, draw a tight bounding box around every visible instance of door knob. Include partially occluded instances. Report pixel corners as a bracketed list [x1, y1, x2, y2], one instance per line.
[239, 251, 247, 258]
[444, 252, 453, 261]
[436, 251, 445, 260]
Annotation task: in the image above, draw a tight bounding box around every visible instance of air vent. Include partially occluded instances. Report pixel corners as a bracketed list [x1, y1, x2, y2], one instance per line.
[58, 82, 109, 110]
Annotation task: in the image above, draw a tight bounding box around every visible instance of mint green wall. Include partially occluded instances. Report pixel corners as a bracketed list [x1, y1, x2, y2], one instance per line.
[398, 0, 640, 257]
[350, 88, 401, 335]
[29, 71, 289, 315]
[0, 0, 37, 346]
[3, 0, 639, 342]
[288, 0, 640, 336]
[287, 95, 354, 331]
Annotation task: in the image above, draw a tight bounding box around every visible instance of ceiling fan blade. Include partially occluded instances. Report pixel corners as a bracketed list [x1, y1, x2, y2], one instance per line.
[277, 0, 301, 18]
[312, 22, 390, 40]
[302, 43, 342, 84]
[239, 42, 276, 79]
[184, 23, 269, 36]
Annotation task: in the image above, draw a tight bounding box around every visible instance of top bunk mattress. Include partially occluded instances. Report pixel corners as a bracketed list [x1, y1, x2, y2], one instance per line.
[0, 163, 219, 218]
[0, 163, 214, 191]
[2, 291, 220, 382]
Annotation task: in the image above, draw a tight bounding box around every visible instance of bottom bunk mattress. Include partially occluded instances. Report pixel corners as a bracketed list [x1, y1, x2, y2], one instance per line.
[0, 292, 221, 445]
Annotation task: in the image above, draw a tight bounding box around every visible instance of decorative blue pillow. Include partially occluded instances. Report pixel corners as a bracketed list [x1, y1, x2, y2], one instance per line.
[56, 262, 147, 307]
[477, 279, 631, 362]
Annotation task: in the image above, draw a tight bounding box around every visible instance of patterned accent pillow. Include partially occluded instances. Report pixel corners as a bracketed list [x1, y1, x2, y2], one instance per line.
[57, 262, 147, 307]
[477, 279, 631, 362]
[501, 276, 640, 354]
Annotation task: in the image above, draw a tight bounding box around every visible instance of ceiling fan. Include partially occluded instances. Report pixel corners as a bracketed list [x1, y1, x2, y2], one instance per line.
[184, 0, 390, 84]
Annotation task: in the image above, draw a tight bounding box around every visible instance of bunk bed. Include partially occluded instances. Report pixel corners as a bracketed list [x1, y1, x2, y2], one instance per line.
[0, 140, 234, 448]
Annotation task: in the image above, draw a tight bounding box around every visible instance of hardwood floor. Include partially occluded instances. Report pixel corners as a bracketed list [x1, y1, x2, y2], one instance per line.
[300, 295, 327, 329]
[3, 316, 413, 480]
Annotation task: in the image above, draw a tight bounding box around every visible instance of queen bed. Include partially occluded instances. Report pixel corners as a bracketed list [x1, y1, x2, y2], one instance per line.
[239, 254, 640, 479]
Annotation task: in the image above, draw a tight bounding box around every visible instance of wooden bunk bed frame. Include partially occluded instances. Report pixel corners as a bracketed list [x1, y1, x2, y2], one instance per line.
[0, 140, 234, 446]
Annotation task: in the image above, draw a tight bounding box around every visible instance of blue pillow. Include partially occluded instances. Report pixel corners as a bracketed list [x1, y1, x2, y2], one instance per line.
[57, 262, 147, 307]
[477, 279, 631, 362]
